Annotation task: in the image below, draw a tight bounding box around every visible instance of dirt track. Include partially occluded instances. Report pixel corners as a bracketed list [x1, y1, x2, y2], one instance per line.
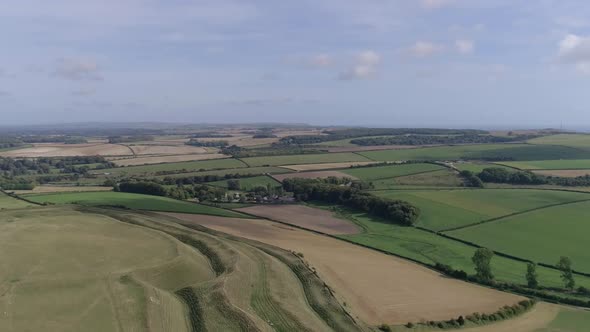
[235, 205, 360, 235]
[163, 213, 523, 325]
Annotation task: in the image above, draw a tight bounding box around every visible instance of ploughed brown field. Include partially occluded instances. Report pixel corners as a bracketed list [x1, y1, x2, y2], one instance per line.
[0, 143, 132, 157]
[280, 161, 378, 171]
[235, 204, 360, 235]
[163, 212, 523, 325]
[533, 169, 590, 177]
[272, 170, 358, 182]
[110, 153, 228, 166]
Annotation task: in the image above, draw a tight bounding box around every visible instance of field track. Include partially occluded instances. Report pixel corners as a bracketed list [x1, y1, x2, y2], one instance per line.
[164, 212, 523, 325]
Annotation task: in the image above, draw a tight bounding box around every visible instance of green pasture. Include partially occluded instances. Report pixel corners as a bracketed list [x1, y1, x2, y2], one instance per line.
[341, 163, 444, 181]
[497, 159, 590, 170]
[0, 191, 36, 210]
[92, 158, 247, 176]
[528, 134, 590, 149]
[371, 169, 464, 189]
[206, 175, 281, 191]
[453, 162, 512, 173]
[152, 166, 292, 179]
[240, 152, 370, 167]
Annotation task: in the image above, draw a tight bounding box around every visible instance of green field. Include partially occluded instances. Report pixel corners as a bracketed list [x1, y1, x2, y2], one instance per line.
[359, 144, 590, 162]
[240, 152, 371, 167]
[341, 163, 444, 181]
[453, 162, 512, 173]
[529, 134, 590, 149]
[448, 200, 590, 273]
[336, 209, 590, 290]
[373, 189, 590, 231]
[206, 175, 281, 191]
[371, 169, 464, 189]
[92, 158, 247, 176]
[497, 159, 590, 170]
[27, 192, 248, 218]
[0, 191, 36, 210]
[537, 306, 590, 331]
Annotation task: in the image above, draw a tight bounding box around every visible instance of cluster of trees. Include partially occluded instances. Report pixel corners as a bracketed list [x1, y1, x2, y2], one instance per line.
[185, 139, 229, 147]
[115, 180, 227, 201]
[16, 135, 87, 144]
[282, 178, 420, 226]
[459, 170, 484, 188]
[0, 137, 25, 149]
[477, 167, 590, 187]
[159, 173, 267, 186]
[350, 134, 536, 146]
[221, 144, 321, 158]
[0, 156, 114, 177]
[108, 135, 154, 143]
[0, 177, 34, 190]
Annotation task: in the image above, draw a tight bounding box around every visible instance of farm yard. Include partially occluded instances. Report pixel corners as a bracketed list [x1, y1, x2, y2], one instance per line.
[3, 126, 590, 331]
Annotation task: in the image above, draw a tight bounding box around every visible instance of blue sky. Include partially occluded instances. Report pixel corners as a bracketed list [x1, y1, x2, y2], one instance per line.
[1, 0, 590, 128]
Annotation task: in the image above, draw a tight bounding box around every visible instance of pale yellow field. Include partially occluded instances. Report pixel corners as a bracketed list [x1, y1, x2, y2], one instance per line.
[111, 153, 229, 166]
[0, 143, 132, 157]
[166, 213, 523, 325]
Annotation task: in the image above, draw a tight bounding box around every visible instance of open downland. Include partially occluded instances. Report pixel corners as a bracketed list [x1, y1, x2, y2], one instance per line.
[0, 191, 36, 210]
[341, 163, 445, 181]
[166, 212, 523, 325]
[235, 204, 360, 235]
[25, 191, 248, 218]
[447, 200, 590, 273]
[0, 143, 132, 157]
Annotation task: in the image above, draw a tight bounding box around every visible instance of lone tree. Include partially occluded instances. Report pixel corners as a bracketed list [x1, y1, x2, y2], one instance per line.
[526, 263, 539, 288]
[557, 256, 575, 290]
[472, 248, 494, 282]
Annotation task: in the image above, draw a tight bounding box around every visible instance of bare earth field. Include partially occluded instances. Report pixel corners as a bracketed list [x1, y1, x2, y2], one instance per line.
[235, 204, 360, 235]
[165, 212, 523, 325]
[0, 143, 132, 157]
[281, 161, 378, 171]
[272, 170, 358, 182]
[12, 185, 112, 195]
[128, 144, 209, 155]
[533, 169, 590, 177]
[110, 153, 229, 166]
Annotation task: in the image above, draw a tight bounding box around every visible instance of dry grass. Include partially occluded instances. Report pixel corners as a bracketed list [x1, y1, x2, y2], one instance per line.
[237, 205, 360, 235]
[0, 143, 132, 157]
[111, 153, 229, 166]
[12, 185, 112, 195]
[533, 169, 590, 177]
[166, 213, 523, 325]
[272, 170, 357, 182]
[281, 161, 378, 171]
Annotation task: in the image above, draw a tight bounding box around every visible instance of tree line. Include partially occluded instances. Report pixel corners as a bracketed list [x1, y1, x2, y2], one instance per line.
[185, 139, 229, 147]
[350, 134, 537, 146]
[282, 178, 420, 226]
[477, 167, 590, 187]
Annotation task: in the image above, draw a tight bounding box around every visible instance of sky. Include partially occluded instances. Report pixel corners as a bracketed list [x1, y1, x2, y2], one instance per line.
[1, 0, 590, 128]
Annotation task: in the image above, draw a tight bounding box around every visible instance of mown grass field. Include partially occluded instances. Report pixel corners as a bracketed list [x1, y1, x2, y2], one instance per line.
[536, 306, 590, 331]
[241, 152, 371, 166]
[374, 189, 590, 231]
[0, 191, 36, 210]
[206, 175, 281, 191]
[336, 209, 590, 290]
[341, 163, 444, 181]
[448, 200, 590, 273]
[371, 169, 464, 189]
[497, 159, 590, 170]
[92, 158, 247, 176]
[27, 191, 248, 218]
[528, 134, 590, 149]
[359, 144, 590, 162]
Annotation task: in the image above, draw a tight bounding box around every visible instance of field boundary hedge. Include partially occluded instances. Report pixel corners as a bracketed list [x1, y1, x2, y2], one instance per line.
[1, 189, 44, 206]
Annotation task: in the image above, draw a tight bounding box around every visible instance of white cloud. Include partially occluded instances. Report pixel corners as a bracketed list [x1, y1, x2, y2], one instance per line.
[421, 0, 456, 9]
[409, 41, 443, 58]
[53, 58, 102, 81]
[558, 34, 590, 74]
[339, 50, 381, 80]
[455, 39, 474, 54]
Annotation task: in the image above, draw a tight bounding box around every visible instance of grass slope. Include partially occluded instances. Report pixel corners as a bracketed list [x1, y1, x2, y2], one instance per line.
[27, 191, 248, 218]
[528, 134, 590, 149]
[0, 191, 36, 210]
[448, 200, 590, 273]
[371, 169, 464, 190]
[374, 189, 590, 231]
[341, 163, 444, 181]
[241, 152, 371, 167]
[497, 159, 590, 170]
[359, 144, 590, 162]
